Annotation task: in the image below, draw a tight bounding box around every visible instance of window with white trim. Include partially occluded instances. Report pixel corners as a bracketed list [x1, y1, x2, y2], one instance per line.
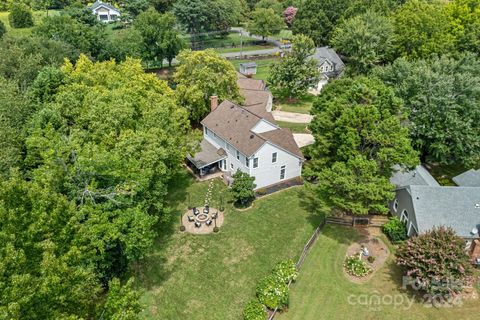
[236, 150, 240, 160]
[400, 209, 408, 223]
[280, 165, 286, 180]
[253, 158, 258, 168]
[246, 158, 249, 167]
[272, 152, 277, 163]
[393, 199, 399, 212]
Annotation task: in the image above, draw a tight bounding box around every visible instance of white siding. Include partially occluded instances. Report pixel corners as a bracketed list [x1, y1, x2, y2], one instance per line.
[249, 142, 302, 189]
[251, 119, 277, 134]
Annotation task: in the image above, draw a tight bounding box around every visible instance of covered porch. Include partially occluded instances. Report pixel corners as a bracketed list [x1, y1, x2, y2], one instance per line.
[186, 139, 227, 179]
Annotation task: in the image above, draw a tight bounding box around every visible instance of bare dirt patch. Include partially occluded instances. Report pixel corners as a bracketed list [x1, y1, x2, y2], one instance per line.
[344, 228, 390, 284]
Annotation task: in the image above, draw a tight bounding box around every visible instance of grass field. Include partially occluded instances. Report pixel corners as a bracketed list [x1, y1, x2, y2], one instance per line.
[135, 171, 321, 320]
[276, 121, 310, 134]
[0, 10, 59, 37]
[278, 225, 480, 320]
[214, 44, 274, 54]
[230, 58, 278, 82]
[274, 94, 315, 114]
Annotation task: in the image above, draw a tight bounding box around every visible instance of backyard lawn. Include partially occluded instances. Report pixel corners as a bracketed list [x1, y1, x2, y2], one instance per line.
[136, 170, 321, 320]
[230, 58, 278, 82]
[214, 44, 274, 54]
[278, 225, 480, 320]
[276, 121, 310, 134]
[0, 10, 59, 37]
[274, 94, 315, 114]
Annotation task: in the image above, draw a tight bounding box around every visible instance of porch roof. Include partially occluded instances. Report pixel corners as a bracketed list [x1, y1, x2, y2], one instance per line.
[187, 139, 227, 169]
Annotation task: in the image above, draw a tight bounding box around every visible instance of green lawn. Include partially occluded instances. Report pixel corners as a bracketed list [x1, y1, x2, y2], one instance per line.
[136, 170, 321, 320]
[190, 32, 260, 49]
[276, 121, 310, 134]
[214, 44, 274, 54]
[279, 225, 480, 320]
[230, 58, 278, 82]
[274, 94, 315, 114]
[0, 10, 59, 37]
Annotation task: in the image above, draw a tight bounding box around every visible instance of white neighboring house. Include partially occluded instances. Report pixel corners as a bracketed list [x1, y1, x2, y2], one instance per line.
[90, 0, 120, 23]
[309, 46, 345, 95]
[187, 97, 304, 190]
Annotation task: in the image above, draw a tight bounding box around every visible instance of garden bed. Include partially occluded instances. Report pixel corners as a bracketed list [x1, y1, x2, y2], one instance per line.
[344, 229, 390, 283]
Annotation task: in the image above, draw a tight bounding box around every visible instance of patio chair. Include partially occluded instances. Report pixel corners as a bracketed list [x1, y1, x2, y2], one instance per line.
[194, 208, 200, 216]
[206, 219, 212, 226]
[211, 212, 218, 219]
[187, 215, 195, 222]
[203, 207, 209, 214]
[195, 222, 201, 228]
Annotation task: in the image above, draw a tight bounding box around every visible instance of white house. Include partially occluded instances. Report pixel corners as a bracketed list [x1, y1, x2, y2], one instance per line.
[187, 97, 304, 190]
[90, 0, 120, 23]
[309, 46, 345, 95]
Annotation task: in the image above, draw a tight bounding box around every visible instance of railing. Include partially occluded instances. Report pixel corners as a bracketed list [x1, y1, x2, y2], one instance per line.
[268, 219, 327, 320]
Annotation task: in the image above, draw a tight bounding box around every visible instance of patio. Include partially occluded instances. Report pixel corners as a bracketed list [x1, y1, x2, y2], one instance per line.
[182, 206, 224, 235]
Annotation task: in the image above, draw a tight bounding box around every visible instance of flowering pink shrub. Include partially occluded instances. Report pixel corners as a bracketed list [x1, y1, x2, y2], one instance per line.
[283, 6, 297, 28]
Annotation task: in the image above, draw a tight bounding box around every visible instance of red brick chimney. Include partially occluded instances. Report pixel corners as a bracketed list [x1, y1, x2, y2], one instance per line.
[210, 95, 218, 112]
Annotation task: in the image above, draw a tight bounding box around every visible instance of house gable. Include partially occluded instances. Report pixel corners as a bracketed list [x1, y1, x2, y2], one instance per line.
[251, 119, 278, 134]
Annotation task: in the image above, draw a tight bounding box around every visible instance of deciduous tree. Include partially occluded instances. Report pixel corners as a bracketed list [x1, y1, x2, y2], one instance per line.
[247, 8, 284, 40]
[230, 170, 256, 206]
[174, 49, 241, 121]
[268, 35, 320, 99]
[332, 10, 394, 74]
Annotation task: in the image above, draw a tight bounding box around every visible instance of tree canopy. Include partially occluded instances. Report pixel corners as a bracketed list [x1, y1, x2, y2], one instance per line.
[308, 76, 418, 215]
[374, 54, 480, 166]
[174, 49, 242, 122]
[247, 8, 284, 40]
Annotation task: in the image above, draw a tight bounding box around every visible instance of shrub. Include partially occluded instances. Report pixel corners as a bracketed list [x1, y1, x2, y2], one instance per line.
[179, 225, 186, 232]
[273, 260, 298, 283]
[396, 227, 471, 296]
[367, 256, 375, 263]
[230, 169, 256, 206]
[0, 21, 5, 39]
[213, 226, 219, 233]
[344, 254, 372, 277]
[382, 217, 408, 243]
[9, 4, 34, 28]
[256, 274, 289, 310]
[243, 300, 266, 320]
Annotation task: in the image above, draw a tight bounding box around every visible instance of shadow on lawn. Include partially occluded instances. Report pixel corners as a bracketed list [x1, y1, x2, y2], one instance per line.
[134, 169, 194, 289]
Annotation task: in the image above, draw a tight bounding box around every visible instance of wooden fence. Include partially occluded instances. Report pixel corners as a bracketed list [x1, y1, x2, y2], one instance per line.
[267, 219, 327, 320]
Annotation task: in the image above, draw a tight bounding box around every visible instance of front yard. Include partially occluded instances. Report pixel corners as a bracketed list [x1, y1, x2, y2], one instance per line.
[274, 95, 315, 115]
[136, 170, 321, 320]
[279, 225, 480, 320]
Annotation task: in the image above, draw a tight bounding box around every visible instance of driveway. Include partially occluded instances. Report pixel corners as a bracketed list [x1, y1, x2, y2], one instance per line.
[272, 111, 313, 123]
[293, 134, 315, 148]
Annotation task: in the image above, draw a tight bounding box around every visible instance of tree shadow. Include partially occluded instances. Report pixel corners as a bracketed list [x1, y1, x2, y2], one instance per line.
[297, 186, 327, 229]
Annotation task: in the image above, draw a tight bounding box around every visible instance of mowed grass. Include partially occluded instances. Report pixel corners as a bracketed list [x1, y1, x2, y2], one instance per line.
[278, 225, 480, 320]
[274, 94, 315, 114]
[276, 121, 310, 134]
[136, 170, 321, 320]
[230, 58, 278, 82]
[214, 44, 274, 54]
[0, 10, 59, 37]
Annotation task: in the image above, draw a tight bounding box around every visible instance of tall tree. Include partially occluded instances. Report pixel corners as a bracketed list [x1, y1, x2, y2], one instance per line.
[135, 9, 185, 67]
[374, 54, 480, 166]
[292, 0, 350, 46]
[308, 76, 418, 215]
[392, 0, 455, 59]
[331, 10, 395, 74]
[447, 0, 480, 54]
[268, 34, 320, 100]
[174, 49, 242, 122]
[247, 8, 284, 40]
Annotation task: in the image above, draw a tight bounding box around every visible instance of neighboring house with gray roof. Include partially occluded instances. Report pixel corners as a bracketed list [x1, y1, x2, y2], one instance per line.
[453, 169, 480, 187]
[309, 46, 345, 95]
[237, 73, 273, 113]
[187, 97, 303, 189]
[90, 1, 120, 23]
[390, 166, 480, 247]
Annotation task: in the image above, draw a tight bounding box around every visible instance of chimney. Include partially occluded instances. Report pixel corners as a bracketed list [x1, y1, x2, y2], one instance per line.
[210, 95, 218, 112]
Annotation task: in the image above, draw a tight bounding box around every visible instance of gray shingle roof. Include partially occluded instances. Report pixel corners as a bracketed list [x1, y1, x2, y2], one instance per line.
[91, 0, 119, 12]
[453, 169, 480, 187]
[407, 185, 480, 238]
[390, 165, 440, 188]
[311, 47, 345, 77]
